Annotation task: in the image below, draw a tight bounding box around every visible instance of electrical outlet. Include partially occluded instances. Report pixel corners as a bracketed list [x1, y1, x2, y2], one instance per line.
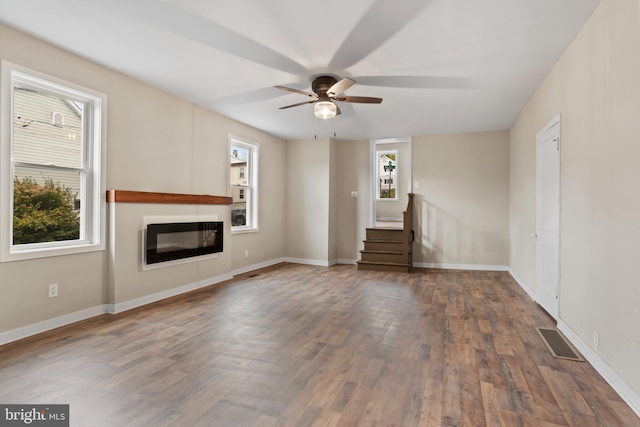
[48, 283, 58, 298]
[593, 331, 599, 349]
[414, 181, 419, 189]
[244, 250, 249, 258]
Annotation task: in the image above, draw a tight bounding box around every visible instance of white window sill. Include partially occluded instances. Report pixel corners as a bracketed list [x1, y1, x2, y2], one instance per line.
[1, 241, 104, 262]
[231, 227, 259, 235]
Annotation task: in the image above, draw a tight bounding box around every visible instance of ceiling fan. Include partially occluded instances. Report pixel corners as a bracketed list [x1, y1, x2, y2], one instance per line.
[274, 76, 382, 119]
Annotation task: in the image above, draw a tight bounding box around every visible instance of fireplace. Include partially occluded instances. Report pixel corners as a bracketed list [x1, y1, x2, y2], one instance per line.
[145, 220, 223, 266]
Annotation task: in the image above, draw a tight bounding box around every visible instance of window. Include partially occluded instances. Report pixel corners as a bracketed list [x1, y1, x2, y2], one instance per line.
[229, 136, 258, 232]
[52, 112, 64, 127]
[376, 150, 398, 200]
[1, 61, 107, 261]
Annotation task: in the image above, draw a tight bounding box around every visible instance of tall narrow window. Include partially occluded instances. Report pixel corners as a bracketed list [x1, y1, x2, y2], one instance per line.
[376, 150, 398, 200]
[229, 136, 258, 232]
[1, 61, 107, 261]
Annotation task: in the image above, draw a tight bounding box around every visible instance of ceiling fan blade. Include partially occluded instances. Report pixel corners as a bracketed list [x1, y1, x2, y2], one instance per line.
[327, 78, 356, 97]
[278, 100, 318, 110]
[274, 86, 318, 98]
[335, 96, 383, 104]
[329, 0, 431, 70]
[132, 2, 307, 75]
[353, 75, 472, 89]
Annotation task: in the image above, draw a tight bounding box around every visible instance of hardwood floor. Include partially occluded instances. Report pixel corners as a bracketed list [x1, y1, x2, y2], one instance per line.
[0, 264, 638, 426]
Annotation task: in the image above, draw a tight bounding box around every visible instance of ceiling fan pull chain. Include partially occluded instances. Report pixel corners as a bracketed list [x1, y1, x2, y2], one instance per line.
[314, 116, 317, 139]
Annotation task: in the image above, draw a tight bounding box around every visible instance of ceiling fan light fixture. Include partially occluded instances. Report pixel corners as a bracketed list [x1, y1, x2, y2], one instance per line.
[314, 101, 337, 119]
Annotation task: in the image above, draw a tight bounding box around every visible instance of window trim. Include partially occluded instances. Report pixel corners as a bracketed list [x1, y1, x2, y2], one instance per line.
[0, 60, 107, 262]
[229, 135, 258, 234]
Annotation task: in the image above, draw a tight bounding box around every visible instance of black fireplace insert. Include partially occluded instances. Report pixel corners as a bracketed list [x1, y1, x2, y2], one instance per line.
[146, 221, 223, 265]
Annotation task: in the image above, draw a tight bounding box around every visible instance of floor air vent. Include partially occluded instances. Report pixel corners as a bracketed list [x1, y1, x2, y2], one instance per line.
[536, 328, 584, 362]
[248, 273, 259, 278]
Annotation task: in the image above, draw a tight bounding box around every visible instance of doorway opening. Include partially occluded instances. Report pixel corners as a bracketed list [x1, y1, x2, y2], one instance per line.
[370, 137, 412, 228]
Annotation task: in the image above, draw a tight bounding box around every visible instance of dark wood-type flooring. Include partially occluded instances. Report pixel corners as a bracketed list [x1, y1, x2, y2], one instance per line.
[0, 264, 638, 426]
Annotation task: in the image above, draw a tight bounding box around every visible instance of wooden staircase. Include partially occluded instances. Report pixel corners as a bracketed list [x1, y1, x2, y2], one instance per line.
[357, 194, 414, 273]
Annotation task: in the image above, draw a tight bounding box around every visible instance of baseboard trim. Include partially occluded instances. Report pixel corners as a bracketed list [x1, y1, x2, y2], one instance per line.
[283, 257, 330, 267]
[507, 269, 536, 301]
[0, 305, 107, 347]
[283, 257, 359, 267]
[413, 262, 509, 272]
[557, 319, 640, 419]
[106, 272, 234, 314]
[232, 258, 285, 276]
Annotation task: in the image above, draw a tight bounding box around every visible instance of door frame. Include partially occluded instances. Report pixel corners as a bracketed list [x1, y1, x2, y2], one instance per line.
[369, 137, 412, 227]
[536, 114, 561, 319]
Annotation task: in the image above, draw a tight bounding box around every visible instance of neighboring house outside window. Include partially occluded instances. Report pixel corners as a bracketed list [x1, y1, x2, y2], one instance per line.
[229, 136, 258, 232]
[0, 61, 107, 262]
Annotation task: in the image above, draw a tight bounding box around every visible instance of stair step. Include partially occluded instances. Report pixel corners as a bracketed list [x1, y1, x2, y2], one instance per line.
[363, 239, 404, 252]
[366, 228, 404, 240]
[365, 228, 404, 231]
[359, 250, 406, 264]
[357, 260, 410, 267]
[356, 260, 411, 273]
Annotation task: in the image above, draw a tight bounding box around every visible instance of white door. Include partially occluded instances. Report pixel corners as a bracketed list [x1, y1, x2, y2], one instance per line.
[536, 118, 561, 318]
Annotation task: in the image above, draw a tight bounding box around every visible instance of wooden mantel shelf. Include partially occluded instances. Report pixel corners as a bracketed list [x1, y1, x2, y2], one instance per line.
[107, 190, 232, 205]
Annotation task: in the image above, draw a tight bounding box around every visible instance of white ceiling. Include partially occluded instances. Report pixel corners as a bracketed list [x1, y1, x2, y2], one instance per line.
[0, 0, 600, 141]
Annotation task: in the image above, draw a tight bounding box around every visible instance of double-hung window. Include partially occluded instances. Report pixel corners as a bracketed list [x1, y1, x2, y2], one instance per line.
[229, 136, 258, 233]
[0, 61, 107, 261]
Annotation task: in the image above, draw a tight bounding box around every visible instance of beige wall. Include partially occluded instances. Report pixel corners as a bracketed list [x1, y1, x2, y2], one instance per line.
[336, 139, 371, 262]
[332, 134, 509, 266]
[285, 137, 372, 264]
[413, 131, 510, 267]
[285, 138, 330, 263]
[510, 0, 640, 396]
[328, 139, 339, 263]
[0, 23, 286, 334]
